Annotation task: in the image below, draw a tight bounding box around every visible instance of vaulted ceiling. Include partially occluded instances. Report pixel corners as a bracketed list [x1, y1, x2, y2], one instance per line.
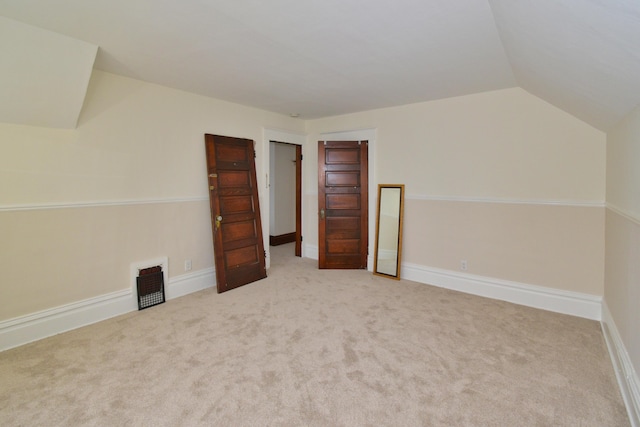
[1, 0, 639, 130]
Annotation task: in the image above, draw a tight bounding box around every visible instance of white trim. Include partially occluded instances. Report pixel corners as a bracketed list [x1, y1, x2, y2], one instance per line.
[607, 203, 640, 225]
[166, 268, 215, 299]
[602, 301, 640, 427]
[401, 262, 602, 320]
[1, 194, 606, 213]
[304, 243, 319, 262]
[0, 197, 208, 212]
[302, 246, 600, 320]
[263, 127, 307, 144]
[0, 289, 134, 352]
[0, 268, 215, 352]
[319, 127, 378, 138]
[406, 194, 605, 208]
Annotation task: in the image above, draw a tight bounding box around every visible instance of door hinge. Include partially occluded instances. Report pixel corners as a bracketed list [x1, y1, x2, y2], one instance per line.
[264, 250, 267, 258]
[301, 235, 303, 242]
[254, 150, 257, 159]
[300, 154, 303, 161]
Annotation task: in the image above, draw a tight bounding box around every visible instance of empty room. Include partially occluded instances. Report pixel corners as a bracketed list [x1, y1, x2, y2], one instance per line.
[1, 1, 639, 426]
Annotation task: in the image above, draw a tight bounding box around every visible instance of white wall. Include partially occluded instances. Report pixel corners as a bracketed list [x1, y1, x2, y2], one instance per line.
[305, 88, 606, 302]
[0, 70, 304, 322]
[604, 105, 640, 423]
[0, 70, 619, 366]
[308, 88, 604, 203]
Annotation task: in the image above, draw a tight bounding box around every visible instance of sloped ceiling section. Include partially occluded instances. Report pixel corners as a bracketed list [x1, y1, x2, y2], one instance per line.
[0, 1, 639, 130]
[0, 16, 97, 129]
[0, 0, 516, 122]
[489, 0, 640, 131]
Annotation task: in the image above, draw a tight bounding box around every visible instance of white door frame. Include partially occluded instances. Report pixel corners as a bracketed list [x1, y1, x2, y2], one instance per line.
[262, 128, 307, 268]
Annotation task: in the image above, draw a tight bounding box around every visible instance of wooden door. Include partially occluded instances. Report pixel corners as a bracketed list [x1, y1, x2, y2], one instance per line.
[318, 140, 368, 269]
[205, 134, 267, 293]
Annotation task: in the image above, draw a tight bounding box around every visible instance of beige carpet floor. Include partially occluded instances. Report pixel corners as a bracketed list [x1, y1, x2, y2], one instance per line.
[0, 243, 629, 426]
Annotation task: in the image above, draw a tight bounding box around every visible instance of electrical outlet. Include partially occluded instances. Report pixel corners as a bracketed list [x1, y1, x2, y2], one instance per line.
[184, 259, 192, 271]
[460, 260, 468, 271]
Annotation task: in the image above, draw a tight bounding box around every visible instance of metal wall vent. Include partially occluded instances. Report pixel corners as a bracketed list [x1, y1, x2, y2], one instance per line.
[136, 265, 165, 310]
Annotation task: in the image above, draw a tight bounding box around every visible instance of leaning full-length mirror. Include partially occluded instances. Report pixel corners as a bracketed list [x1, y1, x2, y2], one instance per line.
[373, 184, 404, 279]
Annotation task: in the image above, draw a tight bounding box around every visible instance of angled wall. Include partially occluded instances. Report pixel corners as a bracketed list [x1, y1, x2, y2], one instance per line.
[0, 16, 97, 128]
[604, 105, 640, 424]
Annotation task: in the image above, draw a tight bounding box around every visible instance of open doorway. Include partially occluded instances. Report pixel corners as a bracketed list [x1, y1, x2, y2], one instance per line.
[269, 140, 302, 257]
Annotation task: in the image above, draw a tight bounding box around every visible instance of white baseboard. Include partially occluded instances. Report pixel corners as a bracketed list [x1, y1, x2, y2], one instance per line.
[602, 302, 640, 427]
[0, 268, 215, 352]
[304, 245, 599, 319]
[401, 262, 602, 320]
[304, 243, 319, 261]
[166, 268, 215, 299]
[0, 289, 135, 352]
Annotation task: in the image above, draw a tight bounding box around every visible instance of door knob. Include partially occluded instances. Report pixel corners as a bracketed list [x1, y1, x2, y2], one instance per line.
[320, 209, 325, 219]
[215, 215, 223, 230]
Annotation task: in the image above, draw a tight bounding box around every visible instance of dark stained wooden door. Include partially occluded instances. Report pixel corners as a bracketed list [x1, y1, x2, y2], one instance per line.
[318, 140, 368, 269]
[205, 134, 267, 293]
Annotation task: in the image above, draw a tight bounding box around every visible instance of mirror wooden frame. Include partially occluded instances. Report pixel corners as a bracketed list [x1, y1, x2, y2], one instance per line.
[373, 184, 404, 279]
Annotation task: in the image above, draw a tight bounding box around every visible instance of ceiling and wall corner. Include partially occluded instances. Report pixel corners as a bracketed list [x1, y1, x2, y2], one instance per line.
[488, 0, 640, 131]
[0, 16, 97, 129]
[1, 1, 639, 131]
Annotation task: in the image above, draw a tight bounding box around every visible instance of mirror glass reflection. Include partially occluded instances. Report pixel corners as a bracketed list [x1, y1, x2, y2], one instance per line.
[374, 184, 404, 279]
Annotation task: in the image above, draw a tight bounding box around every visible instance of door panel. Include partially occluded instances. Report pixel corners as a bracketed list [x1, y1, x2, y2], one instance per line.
[205, 134, 267, 293]
[318, 140, 368, 269]
[326, 171, 360, 186]
[326, 149, 360, 163]
[219, 196, 253, 215]
[219, 170, 250, 187]
[326, 217, 360, 239]
[326, 194, 360, 209]
[216, 142, 246, 158]
[225, 245, 259, 266]
[327, 239, 360, 253]
[222, 221, 256, 242]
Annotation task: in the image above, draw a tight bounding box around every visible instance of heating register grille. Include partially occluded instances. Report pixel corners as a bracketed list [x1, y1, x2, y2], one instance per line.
[136, 265, 165, 310]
